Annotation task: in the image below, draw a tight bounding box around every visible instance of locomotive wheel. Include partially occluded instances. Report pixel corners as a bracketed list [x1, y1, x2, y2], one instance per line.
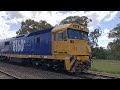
[74, 63, 86, 75]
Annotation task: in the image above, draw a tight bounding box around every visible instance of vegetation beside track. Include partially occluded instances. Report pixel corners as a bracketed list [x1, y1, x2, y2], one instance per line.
[90, 59, 120, 75]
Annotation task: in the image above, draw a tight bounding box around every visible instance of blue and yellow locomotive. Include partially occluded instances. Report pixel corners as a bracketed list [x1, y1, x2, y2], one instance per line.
[0, 23, 92, 74]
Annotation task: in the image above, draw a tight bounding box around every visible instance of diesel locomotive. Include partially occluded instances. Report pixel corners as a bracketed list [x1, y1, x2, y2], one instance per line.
[0, 23, 92, 74]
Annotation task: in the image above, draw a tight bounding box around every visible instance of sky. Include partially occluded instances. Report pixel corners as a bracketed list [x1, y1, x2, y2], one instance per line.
[0, 11, 119, 48]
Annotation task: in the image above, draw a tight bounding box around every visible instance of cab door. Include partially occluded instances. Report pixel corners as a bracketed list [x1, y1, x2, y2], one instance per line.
[53, 31, 68, 54]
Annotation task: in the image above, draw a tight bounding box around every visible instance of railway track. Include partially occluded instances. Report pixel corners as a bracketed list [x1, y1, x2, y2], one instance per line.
[0, 60, 120, 79]
[0, 62, 81, 79]
[0, 69, 21, 79]
[37, 68, 120, 79]
[77, 72, 120, 79]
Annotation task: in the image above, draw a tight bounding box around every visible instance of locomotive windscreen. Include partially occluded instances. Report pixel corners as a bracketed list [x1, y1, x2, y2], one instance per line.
[67, 28, 88, 40]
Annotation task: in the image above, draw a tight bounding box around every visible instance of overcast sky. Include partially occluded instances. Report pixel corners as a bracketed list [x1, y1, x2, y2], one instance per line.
[0, 11, 119, 48]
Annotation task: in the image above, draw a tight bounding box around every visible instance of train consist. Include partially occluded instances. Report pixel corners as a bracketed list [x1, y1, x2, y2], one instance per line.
[0, 23, 92, 74]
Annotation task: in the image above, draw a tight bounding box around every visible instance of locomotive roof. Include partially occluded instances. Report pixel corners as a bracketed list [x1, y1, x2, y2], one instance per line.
[52, 24, 71, 32]
[52, 23, 88, 32]
[27, 27, 54, 37]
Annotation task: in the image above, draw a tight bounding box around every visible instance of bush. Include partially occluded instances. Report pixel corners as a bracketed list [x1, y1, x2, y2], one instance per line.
[92, 49, 120, 60]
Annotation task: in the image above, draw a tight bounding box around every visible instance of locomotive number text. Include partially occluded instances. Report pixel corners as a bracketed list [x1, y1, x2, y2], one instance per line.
[13, 39, 26, 52]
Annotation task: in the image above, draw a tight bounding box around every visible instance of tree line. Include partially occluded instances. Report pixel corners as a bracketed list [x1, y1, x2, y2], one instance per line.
[16, 16, 120, 60]
[91, 23, 120, 60]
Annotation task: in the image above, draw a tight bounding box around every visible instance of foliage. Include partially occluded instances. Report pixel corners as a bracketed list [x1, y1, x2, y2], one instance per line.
[92, 46, 120, 60]
[107, 23, 120, 60]
[92, 47, 106, 59]
[108, 23, 120, 51]
[59, 16, 92, 26]
[108, 23, 120, 39]
[16, 19, 52, 35]
[89, 27, 102, 48]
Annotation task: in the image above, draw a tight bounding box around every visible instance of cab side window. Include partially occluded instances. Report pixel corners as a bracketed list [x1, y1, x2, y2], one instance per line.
[63, 31, 67, 39]
[58, 33, 63, 41]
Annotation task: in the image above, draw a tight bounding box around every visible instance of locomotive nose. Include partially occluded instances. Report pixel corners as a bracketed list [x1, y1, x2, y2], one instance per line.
[68, 40, 91, 56]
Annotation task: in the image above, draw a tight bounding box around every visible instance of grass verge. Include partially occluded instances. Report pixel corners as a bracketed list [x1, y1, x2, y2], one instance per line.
[90, 59, 120, 75]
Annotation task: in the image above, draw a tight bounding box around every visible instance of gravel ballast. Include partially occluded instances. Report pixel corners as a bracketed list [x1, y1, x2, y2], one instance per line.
[0, 62, 81, 79]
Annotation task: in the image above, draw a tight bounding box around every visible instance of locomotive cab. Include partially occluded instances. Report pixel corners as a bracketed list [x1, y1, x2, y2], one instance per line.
[52, 24, 91, 60]
[67, 28, 91, 61]
[52, 23, 92, 73]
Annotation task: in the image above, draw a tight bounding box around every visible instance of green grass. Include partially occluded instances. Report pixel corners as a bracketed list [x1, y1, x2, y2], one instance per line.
[90, 59, 120, 75]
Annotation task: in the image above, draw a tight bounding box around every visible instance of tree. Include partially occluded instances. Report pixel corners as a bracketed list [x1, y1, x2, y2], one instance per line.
[107, 23, 120, 60]
[108, 23, 120, 39]
[108, 23, 120, 51]
[16, 19, 52, 35]
[59, 16, 92, 26]
[89, 27, 102, 48]
[88, 27, 102, 59]
[92, 47, 107, 59]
